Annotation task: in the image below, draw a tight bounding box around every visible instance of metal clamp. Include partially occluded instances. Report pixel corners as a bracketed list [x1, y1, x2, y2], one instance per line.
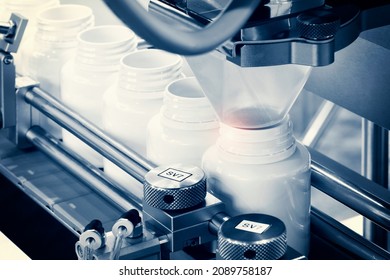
[0, 13, 28, 53]
[5, 77, 39, 147]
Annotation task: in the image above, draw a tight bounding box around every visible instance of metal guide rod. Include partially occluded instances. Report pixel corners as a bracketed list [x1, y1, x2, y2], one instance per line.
[309, 147, 390, 232]
[24, 86, 156, 183]
[26, 125, 142, 211]
[301, 100, 338, 147]
[311, 207, 390, 260]
[362, 120, 389, 250]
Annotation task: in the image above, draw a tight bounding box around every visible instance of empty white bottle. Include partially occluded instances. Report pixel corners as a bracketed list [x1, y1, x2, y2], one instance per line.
[1, 0, 60, 75]
[202, 116, 311, 256]
[61, 25, 137, 167]
[0, 1, 4, 16]
[102, 49, 182, 200]
[147, 77, 219, 166]
[26, 4, 94, 139]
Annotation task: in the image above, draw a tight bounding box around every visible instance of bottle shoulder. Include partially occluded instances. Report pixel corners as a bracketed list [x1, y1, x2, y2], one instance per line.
[202, 142, 310, 177]
[61, 60, 119, 85]
[149, 114, 218, 134]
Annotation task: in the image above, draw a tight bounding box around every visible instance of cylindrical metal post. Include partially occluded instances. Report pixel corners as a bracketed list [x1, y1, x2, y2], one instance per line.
[362, 119, 389, 250]
[209, 212, 230, 236]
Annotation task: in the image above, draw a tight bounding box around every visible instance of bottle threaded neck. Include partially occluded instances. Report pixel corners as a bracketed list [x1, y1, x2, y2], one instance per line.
[217, 116, 296, 164]
[5, 0, 59, 14]
[160, 77, 219, 130]
[35, 5, 94, 44]
[117, 49, 182, 96]
[75, 25, 137, 72]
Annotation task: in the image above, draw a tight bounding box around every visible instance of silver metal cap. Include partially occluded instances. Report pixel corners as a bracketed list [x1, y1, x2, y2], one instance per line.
[143, 164, 207, 210]
[218, 214, 287, 260]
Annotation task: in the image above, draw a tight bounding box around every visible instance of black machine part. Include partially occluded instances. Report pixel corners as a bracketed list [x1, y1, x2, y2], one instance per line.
[102, 0, 390, 66]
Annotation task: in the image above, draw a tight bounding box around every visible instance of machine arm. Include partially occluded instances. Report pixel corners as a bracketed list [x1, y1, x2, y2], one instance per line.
[103, 0, 390, 66]
[102, 0, 262, 55]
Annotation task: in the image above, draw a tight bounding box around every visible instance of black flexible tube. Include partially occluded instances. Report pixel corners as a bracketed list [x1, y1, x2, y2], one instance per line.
[102, 0, 261, 55]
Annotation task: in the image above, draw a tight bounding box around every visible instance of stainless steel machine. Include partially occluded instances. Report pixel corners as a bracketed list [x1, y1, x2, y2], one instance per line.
[0, 0, 389, 260]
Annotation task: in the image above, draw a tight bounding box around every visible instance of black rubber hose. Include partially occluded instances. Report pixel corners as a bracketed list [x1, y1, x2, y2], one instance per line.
[102, 0, 262, 55]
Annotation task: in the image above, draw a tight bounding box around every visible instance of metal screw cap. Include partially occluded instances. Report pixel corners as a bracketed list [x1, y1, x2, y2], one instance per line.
[218, 214, 287, 260]
[143, 164, 207, 210]
[297, 9, 340, 40]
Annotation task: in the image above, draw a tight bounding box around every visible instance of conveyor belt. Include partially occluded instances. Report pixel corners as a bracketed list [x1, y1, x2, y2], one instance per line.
[0, 133, 123, 236]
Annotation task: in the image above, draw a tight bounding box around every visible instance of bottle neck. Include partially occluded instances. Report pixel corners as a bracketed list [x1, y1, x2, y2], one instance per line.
[160, 79, 219, 130]
[217, 116, 296, 164]
[35, 5, 94, 47]
[116, 69, 182, 100]
[74, 25, 137, 73]
[4, 0, 59, 35]
[5, 0, 59, 16]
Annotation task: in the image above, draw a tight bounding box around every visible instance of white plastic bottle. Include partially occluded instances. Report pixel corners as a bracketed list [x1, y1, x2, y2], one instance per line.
[0, 1, 4, 17]
[26, 4, 94, 139]
[147, 77, 219, 167]
[1, 0, 60, 75]
[61, 25, 137, 167]
[202, 116, 311, 256]
[102, 49, 182, 200]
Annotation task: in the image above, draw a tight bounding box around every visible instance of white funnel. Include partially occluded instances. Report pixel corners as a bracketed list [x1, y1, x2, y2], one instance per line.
[186, 52, 312, 129]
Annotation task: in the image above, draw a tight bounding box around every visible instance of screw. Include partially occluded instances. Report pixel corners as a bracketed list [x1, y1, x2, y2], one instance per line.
[3, 55, 13, 65]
